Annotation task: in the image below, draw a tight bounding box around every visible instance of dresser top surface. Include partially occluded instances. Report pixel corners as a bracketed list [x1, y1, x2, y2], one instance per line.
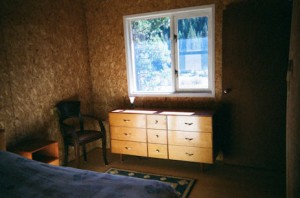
[110, 109, 215, 116]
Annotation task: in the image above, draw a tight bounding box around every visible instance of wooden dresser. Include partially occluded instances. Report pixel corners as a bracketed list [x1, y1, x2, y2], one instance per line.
[109, 109, 216, 165]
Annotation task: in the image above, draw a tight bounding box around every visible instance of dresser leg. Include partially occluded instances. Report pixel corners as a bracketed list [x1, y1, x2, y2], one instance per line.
[201, 163, 205, 172]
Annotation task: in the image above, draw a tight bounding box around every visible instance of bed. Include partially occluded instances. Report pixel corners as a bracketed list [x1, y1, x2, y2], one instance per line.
[0, 151, 178, 198]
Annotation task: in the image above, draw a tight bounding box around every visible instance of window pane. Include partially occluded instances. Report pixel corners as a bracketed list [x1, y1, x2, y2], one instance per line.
[177, 16, 209, 89]
[131, 17, 172, 92]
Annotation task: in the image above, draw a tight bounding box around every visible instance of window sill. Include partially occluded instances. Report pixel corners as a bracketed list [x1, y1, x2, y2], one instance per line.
[129, 92, 215, 98]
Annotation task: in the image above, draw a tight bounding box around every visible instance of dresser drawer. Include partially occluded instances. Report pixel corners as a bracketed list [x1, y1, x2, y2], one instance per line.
[148, 144, 168, 159]
[147, 129, 167, 144]
[109, 113, 146, 128]
[110, 126, 146, 142]
[147, 115, 167, 129]
[111, 140, 147, 156]
[169, 145, 213, 163]
[167, 115, 212, 132]
[168, 131, 212, 148]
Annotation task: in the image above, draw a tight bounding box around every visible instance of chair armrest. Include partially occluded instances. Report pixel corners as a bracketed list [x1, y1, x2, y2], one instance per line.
[81, 114, 106, 133]
[81, 114, 98, 120]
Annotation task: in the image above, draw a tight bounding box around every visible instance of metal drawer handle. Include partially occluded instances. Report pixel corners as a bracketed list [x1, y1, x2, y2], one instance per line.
[185, 122, 193, 126]
[124, 133, 131, 136]
[155, 120, 158, 124]
[185, 152, 194, 156]
[125, 147, 132, 150]
[156, 134, 159, 138]
[185, 137, 193, 141]
[123, 119, 131, 122]
[155, 149, 160, 153]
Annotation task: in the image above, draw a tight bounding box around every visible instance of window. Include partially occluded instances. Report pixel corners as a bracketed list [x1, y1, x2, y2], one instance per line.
[124, 5, 215, 97]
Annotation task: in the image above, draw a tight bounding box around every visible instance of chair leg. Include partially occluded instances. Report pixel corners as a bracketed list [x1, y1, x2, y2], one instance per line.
[75, 143, 80, 168]
[102, 137, 108, 165]
[83, 145, 87, 162]
[64, 142, 69, 166]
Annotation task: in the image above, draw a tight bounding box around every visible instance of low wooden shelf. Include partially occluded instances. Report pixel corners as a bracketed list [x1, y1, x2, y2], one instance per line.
[11, 139, 59, 166]
[0, 129, 5, 151]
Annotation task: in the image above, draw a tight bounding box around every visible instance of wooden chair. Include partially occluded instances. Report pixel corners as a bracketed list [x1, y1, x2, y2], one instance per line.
[56, 101, 108, 167]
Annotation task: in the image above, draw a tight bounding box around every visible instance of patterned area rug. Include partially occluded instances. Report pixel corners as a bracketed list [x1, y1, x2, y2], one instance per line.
[105, 168, 196, 198]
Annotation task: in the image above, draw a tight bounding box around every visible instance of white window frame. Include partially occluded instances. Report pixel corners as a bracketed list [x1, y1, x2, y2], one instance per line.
[124, 4, 215, 97]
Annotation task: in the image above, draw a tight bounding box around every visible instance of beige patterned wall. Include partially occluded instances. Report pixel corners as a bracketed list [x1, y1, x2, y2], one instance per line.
[0, 7, 14, 137]
[85, 0, 227, 120]
[0, 0, 93, 162]
[1, 0, 289, 171]
[0, 0, 241, 163]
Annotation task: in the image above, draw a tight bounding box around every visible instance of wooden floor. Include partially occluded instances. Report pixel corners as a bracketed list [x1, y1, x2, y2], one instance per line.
[68, 148, 285, 198]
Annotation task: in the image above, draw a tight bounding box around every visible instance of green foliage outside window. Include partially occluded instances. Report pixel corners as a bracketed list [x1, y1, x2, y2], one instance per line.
[131, 18, 172, 92]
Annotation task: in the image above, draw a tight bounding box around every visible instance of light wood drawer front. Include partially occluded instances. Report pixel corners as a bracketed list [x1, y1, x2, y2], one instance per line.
[109, 113, 146, 128]
[147, 129, 167, 144]
[148, 144, 168, 159]
[111, 140, 147, 156]
[110, 126, 146, 142]
[167, 116, 212, 132]
[168, 131, 212, 148]
[169, 145, 213, 163]
[147, 115, 167, 129]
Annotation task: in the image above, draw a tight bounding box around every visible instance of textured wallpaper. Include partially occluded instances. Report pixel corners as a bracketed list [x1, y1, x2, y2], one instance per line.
[0, 0, 239, 164]
[85, 0, 225, 120]
[0, 0, 93, 162]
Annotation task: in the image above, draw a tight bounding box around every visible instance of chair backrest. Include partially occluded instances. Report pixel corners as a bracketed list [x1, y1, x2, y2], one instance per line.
[56, 101, 83, 136]
[56, 101, 81, 120]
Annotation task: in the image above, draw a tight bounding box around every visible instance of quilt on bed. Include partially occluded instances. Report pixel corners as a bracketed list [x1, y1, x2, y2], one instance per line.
[0, 151, 178, 198]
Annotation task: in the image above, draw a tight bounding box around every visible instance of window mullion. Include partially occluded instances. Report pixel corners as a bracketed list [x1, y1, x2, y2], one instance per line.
[172, 15, 179, 92]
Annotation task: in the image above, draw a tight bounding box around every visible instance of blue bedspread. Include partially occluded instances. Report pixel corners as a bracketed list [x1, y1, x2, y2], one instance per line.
[0, 151, 178, 198]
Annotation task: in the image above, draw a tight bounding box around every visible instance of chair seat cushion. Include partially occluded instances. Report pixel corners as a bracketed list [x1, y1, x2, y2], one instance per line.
[66, 130, 103, 145]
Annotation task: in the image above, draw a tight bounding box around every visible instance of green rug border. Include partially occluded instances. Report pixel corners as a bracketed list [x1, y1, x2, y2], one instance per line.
[105, 167, 196, 198]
